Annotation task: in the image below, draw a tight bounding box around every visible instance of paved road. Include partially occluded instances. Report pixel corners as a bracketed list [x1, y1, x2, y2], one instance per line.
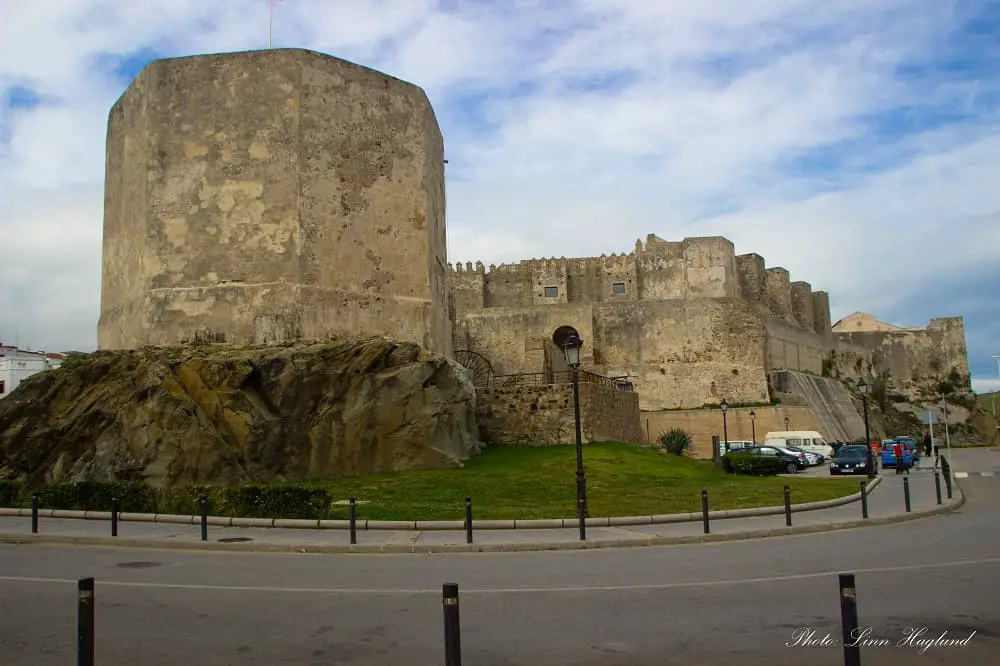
[1, 448, 998, 665]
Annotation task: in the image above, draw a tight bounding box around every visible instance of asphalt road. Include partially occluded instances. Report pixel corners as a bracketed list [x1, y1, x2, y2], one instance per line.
[1, 449, 999, 665]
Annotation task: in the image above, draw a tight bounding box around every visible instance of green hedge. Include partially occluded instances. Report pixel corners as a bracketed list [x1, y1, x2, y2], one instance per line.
[722, 452, 786, 476]
[0, 480, 333, 520]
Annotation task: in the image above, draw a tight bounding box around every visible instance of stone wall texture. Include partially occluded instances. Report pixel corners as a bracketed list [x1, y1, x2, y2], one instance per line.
[640, 406, 818, 459]
[98, 48, 452, 357]
[832, 317, 971, 399]
[475, 382, 642, 446]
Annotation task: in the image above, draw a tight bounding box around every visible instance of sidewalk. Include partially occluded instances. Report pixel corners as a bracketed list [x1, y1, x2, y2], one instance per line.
[0, 469, 963, 554]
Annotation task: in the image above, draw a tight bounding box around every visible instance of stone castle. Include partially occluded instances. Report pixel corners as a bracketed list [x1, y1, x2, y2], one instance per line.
[96, 47, 972, 453]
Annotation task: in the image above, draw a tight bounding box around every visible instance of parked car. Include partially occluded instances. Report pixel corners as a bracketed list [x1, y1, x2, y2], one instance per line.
[830, 445, 877, 475]
[785, 445, 824, 465]
[738, 445, 808, 474]
[718, 440, 755, 457]
[881, 439, 915, 469]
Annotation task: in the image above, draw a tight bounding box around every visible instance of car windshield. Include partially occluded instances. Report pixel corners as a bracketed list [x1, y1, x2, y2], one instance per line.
[836, 448, 866, 459]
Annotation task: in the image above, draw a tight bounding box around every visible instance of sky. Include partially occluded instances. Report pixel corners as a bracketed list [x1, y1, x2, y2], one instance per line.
[0, 0, 998, 392]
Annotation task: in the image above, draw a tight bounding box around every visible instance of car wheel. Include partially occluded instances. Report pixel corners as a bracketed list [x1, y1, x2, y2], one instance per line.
[786, 462, 798, 474]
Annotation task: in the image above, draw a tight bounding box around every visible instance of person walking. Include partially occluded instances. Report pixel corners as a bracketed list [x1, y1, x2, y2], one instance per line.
[924, 433, 932, 457]
[893, 441, 904, 475]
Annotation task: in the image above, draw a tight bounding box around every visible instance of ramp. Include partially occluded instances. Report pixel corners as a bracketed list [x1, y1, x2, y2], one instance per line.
[769, 370, 866, 442]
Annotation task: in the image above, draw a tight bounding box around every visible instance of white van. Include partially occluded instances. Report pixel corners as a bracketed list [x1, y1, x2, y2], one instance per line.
[763, 431, 832, 459]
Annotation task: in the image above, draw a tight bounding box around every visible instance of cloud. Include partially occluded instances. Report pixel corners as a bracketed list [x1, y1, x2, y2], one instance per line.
[1, 0, 998, 387]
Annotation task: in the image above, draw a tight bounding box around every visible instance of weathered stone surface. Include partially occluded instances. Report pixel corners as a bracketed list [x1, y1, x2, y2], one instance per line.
[98, 48, 452, 357]
[0, 339, 480, 487]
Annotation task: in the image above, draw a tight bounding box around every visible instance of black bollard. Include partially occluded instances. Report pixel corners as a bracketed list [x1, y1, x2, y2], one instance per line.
[349, 497, 357, 545]
[31, 493, 39, 534]
[934, 471, 942, 505]
[578, 498, 586, 541]
[783, 485, 792, 527]
[943, 460, 953, 499]
[860, 481, 868, 519]
[78, 577, 95, 666]
[442, 583, 462, 666]
[200, 498, 208, 542]
[111, 498, 119, 537]
[838, 573, 861, 666]
[903, 475, 911, 513]
[464, 497, 473, 545]
[701, 490, 710, 534]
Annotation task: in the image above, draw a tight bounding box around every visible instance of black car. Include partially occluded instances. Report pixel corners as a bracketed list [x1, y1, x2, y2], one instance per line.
[740, 446, 808, 474]
[829, 445, 877, 475]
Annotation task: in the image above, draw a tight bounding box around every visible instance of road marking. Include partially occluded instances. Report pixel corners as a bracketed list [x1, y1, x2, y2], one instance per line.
[981, 471, 995, 477]
[955, 472, 970, 478]
[1, 557, 999, 595]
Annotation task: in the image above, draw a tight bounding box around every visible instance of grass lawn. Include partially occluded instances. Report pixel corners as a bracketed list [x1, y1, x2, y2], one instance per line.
[312, 442, 860, 521]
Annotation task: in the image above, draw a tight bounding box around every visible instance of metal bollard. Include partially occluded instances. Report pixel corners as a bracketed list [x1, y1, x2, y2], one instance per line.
[200, 498, 208, 542]
[349, 497, 357, 545]
[31, 493, 39, 534]
[464, 497, 473, 545]
[78, 577, 95, 666]
[578, 498, 586, 541]
[701, 490, 710, 534]
[838, 573, 861, 666]
[111, 498, 119, 537]
[934, 471, 942, 505]
[944, 462, 953, 499]
[442, 583, 462, 666]
[783, 485, 792, 527]
[860, 481, 868, 519]
[903, 476, 911, 513]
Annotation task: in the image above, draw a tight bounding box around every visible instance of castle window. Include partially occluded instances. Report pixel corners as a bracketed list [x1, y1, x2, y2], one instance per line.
[544, 286, 558, 298]
[0, 380, 4, 393]
[612, 282, 626, 295]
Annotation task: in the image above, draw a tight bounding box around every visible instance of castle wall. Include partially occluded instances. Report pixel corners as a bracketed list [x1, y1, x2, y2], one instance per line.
[476, 381, 642, 446]
[765, 268, 793, 322]
[591, 299, 770, 410]
[98, 48, 452, 357]
[790, 281, 815, 332]
[452, 303, 596, 376]
[833, 317, 971, 398]
[736, 253, 766, 305]
[641, 405, 818, 458]
[765, 316, 832, 375]
[812, 291, 832, 337]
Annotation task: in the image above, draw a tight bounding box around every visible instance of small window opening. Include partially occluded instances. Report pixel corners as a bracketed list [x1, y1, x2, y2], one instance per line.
[612, 282, 626, 295]
[544, 286, 558, 298]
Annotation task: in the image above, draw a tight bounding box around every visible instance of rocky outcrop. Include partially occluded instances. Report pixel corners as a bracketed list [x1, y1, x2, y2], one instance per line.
[0, 339, 480, 487]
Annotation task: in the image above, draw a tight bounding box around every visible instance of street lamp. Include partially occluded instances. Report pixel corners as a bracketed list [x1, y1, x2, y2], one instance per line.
[784, 415, 790, 431]
[857, 377, 875, 479]
[720, 399, 729, 454]
[562, 331, 587, 541]
[749, 409, 756, 445]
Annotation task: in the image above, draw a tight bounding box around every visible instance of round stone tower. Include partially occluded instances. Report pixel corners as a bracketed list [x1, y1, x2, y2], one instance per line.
[97, 48, 453, 357]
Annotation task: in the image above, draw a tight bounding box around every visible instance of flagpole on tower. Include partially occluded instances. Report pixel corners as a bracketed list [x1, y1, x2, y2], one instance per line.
[268, 0, 274, 48]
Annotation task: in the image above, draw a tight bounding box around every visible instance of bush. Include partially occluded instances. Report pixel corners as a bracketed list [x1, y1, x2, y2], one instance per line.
[35, 481, 158, 512]
[660, 428, 692, 455]
[722, 452, 786, 476]
[0, 480, 23, 507]
[214, 485, 332, 519]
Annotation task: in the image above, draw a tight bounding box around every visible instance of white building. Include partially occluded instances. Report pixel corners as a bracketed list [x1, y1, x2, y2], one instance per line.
[0, 345, 64, 400]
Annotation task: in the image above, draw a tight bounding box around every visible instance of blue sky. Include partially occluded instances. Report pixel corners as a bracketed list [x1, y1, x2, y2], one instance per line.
[0, 0, 998, 392]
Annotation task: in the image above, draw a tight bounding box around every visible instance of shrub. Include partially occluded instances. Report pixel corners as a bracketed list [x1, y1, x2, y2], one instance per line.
[722, 452, 785, 476]
[0, 480, 23, 507]
[214, 485, 332, 519]
[660, 428, 692, 455]
[35, 481, 158, 512]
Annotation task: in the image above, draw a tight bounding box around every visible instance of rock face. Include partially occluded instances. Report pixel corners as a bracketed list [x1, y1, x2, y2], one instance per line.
[0, 339, 480, 487]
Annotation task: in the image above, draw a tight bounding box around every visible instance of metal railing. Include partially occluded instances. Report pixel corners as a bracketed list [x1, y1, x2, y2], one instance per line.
[486, 370, 635, 392]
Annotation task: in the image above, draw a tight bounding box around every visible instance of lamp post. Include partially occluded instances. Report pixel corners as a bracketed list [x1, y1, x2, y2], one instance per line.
[749, 409, 756, 446]
[720, 399, 729, 454]
[562, 332, 587, 541]
[784, 415, 790, 431]
[857, 377, 875, 479]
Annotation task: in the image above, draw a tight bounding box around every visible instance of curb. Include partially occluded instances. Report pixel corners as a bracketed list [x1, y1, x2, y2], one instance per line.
[0, 477, 882, 531]
[0, 482, 959, 556]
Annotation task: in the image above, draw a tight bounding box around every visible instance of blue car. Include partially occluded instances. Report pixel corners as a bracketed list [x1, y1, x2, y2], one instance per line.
[881, 439, 916, 469]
